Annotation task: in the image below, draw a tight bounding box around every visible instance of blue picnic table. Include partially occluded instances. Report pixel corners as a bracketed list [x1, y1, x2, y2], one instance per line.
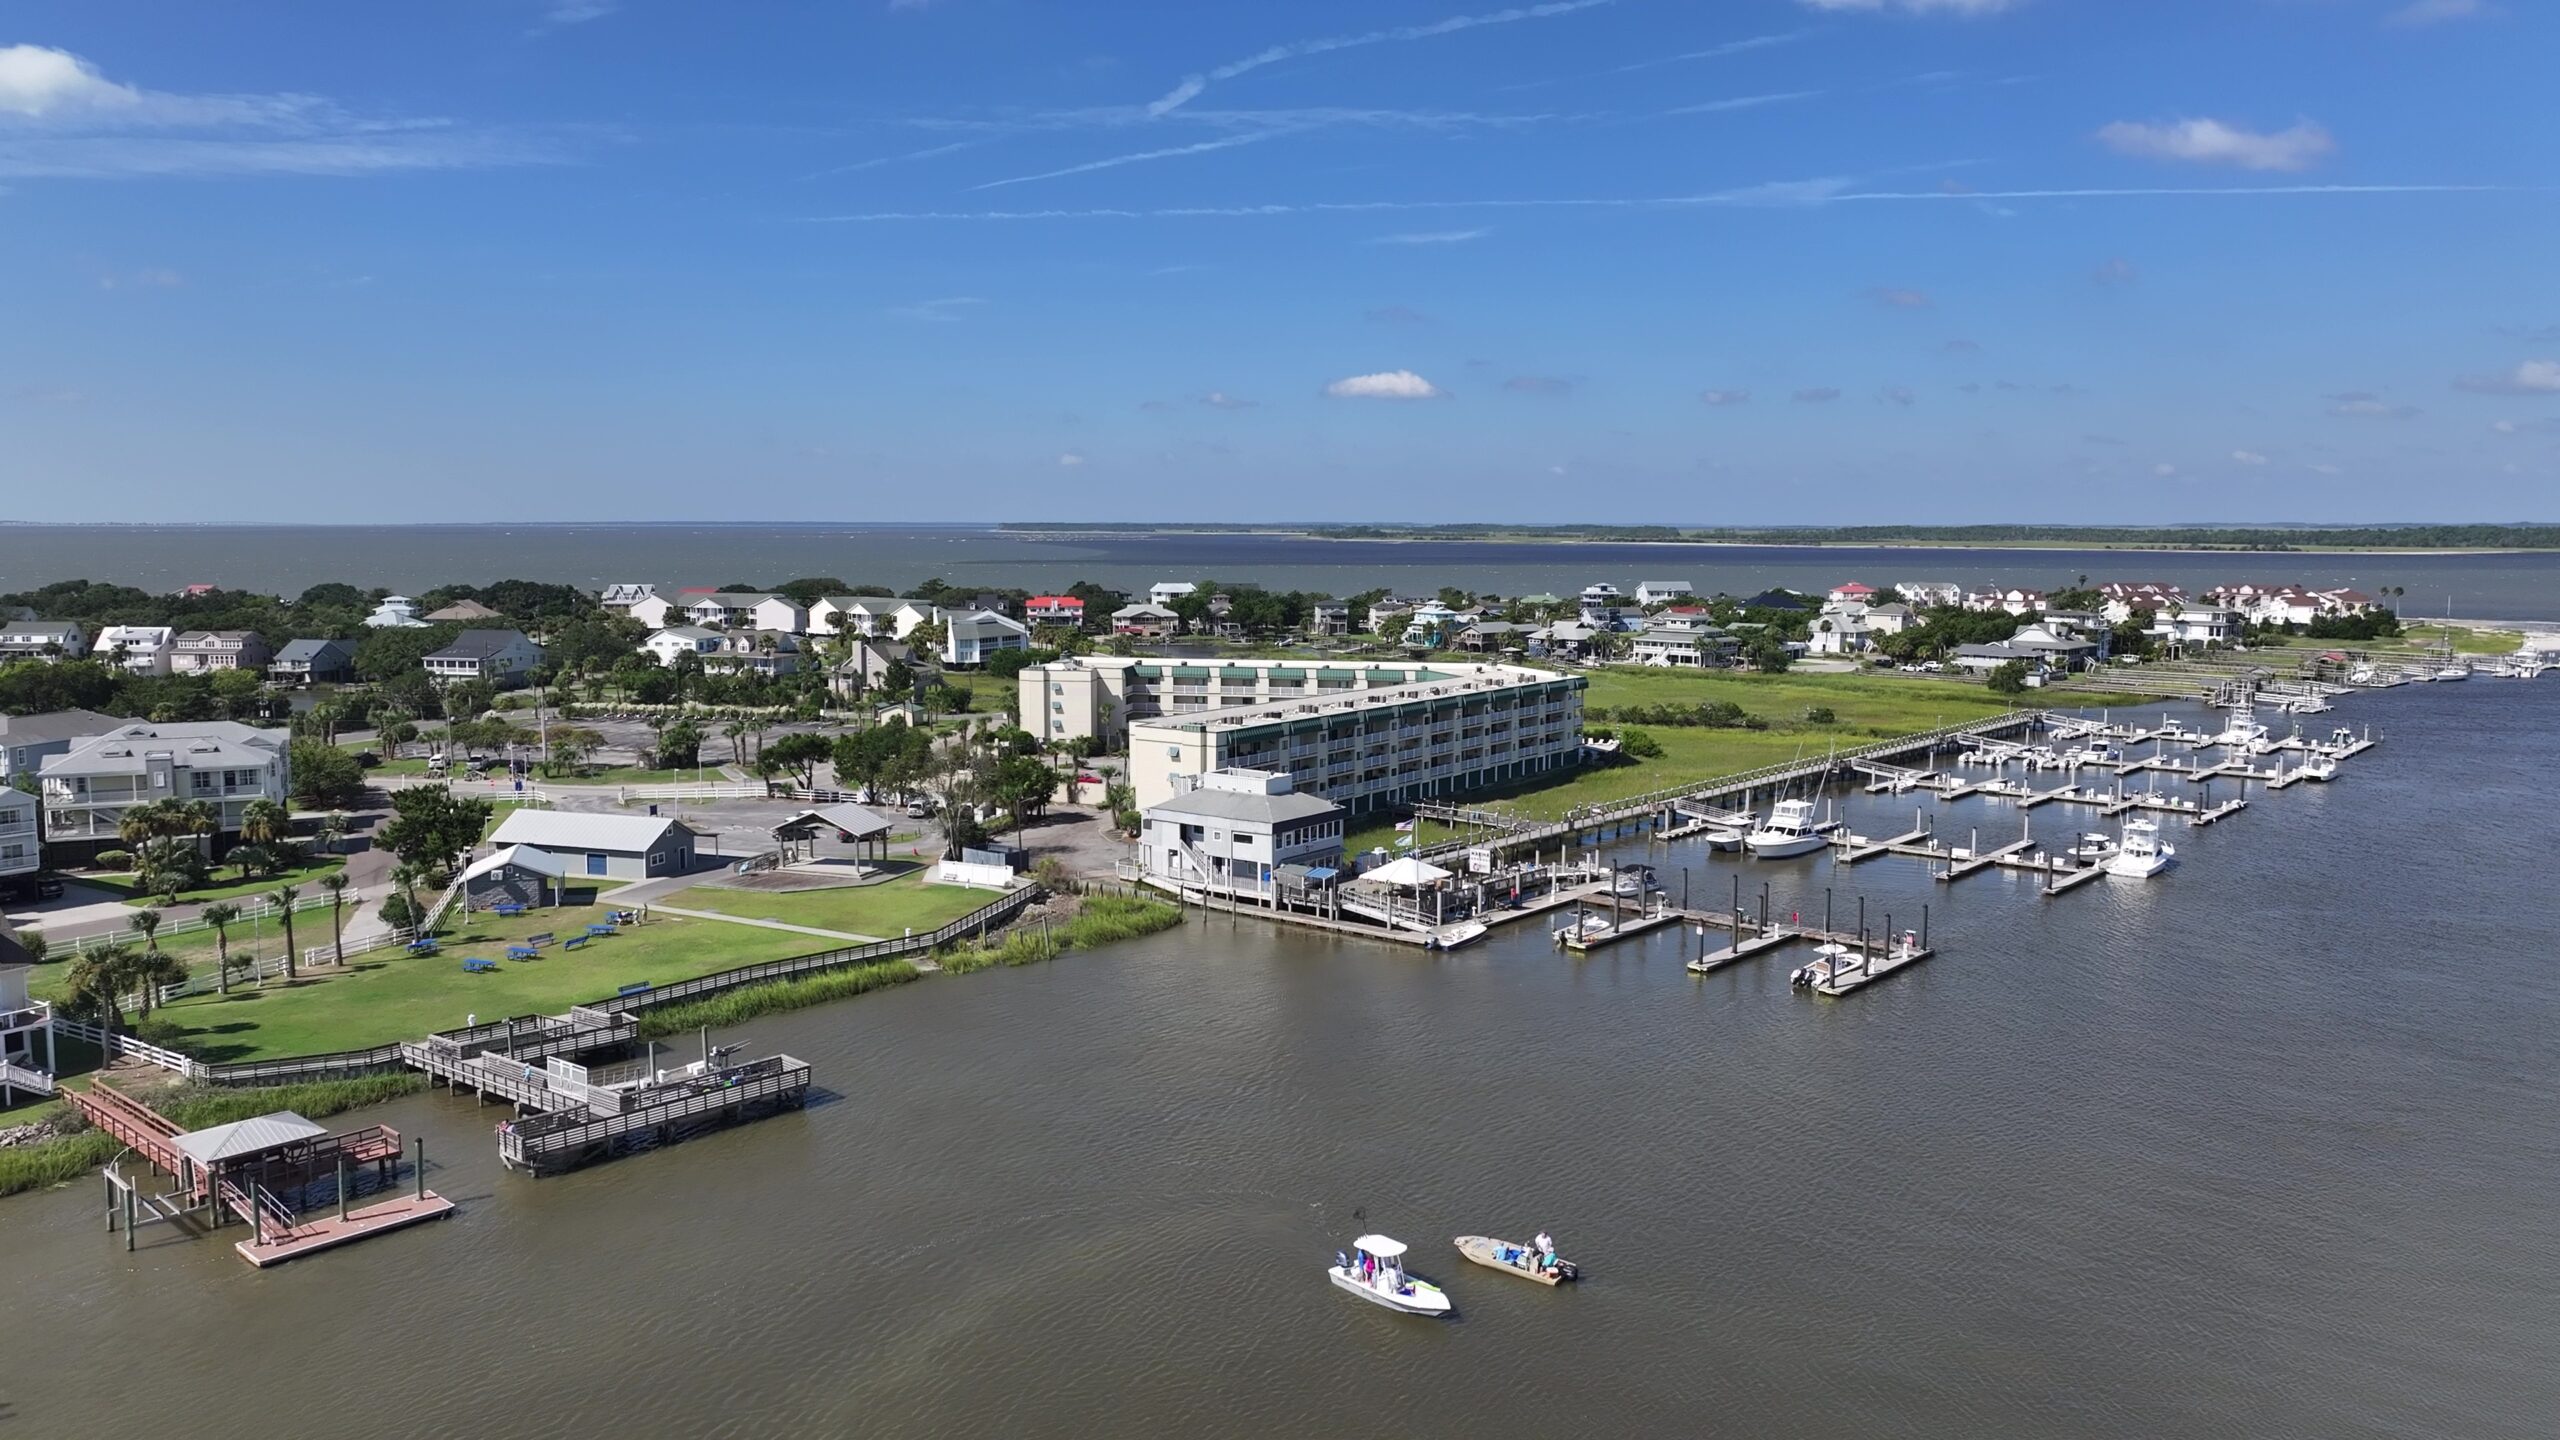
[562, 935, 588, 951]
[407, 939, 438, 955]
[462, 958, 498, 973]
[506, 945, 540, 960]
[586, 923, 617, 938]
[494, 902, 527, 917]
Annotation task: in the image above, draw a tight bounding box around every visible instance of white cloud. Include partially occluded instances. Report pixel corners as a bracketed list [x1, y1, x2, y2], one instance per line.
[1057, 451, 1086, 467]
[1324, 369, 1445, 400]
[2097, 117, 2336, 172]
[95, 265, 182, 290]
[1369, 227, 1490, 245]
[973, 127, 1298, 190]
[1365, 304, 1430, 325]
[1698, 389, 1750, 406]
[1796, 0, 2027, 13]
[1879, 385, 1917, 406]
[539, 0, 618, 26]
[2325, 390, 2421, 419]
[1148, 0, 1618, 117]
[1666, 91, 1824, 117]
[2453, 359, 2560, 395]
[2491, 419, 2516, 433]
[0, 44, 553, 180]
[2305, 462, 2344, 476]
[2231, 449, 2269, 466]
[1200, 390, 1257, 409]
[2386, 0, 2495, 26]
[887, 296, 989, 322]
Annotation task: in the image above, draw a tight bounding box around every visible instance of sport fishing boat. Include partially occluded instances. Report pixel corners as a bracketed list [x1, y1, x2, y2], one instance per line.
[1329, 1235, 1452, 1316]
[2103, 817, 2177, 879]
[2064, 831, 2121, 864]
[1553, 910, 1618, 949]
[1455, 1234, 1579, 1286]
[1789, 941, 1857, 988]
[1746, 798, 1837, 859]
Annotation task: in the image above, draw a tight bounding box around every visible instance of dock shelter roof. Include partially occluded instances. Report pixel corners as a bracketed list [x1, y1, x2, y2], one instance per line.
[774, 804, 897, 841]
[170, 1111, 328, 1168]
[1363, 856, 1451, 888]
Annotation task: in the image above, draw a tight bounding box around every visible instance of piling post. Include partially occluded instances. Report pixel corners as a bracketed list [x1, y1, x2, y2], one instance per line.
[337, 1156, 351, 1223]
[105, 1172, 116, 1232]
[1922, 903, 1930, 952]
[1824, 888, 1834, 939]
[1857, 896, 1866, 954]
[124, 1183, 135, 1251]
[414, 1137, 427, 1200]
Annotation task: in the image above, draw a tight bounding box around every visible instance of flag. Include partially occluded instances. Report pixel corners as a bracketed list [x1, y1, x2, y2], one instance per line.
[1394, 819, 1416, 832]
[1396, 835, 1414, 847]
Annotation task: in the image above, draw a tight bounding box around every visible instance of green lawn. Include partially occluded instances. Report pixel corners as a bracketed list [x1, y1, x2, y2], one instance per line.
[674, 870, 997, 939]
[81, 857, 348, 909]
[2392, 624, 2524, 656]
[1345, 669, 2015, 856]
[139, 902, 821, 1062]
[539, 765, 734, 788]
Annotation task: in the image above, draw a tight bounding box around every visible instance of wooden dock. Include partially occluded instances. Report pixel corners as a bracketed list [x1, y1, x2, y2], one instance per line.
[1558, 909, 1682, 952]
[1839, 823, 1933, 863]
[1685, 928, 1797, 973]
[2018, 784, 2080, 809]
[2192, 798, 2250, 826]
[236, 1192, 456, 1268]
[1811, 945, 1936, 996]
[1942, 838, 2035, 881]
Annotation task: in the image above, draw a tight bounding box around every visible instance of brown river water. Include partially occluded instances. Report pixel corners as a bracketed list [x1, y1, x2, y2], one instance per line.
[4, 682, 2556, 1438]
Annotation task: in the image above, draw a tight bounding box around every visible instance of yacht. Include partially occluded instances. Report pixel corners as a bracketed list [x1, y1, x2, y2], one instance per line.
[2103, 817, 2177, 879]
[2297, 756, 2338, 782]
[1329, 1235, 1452, 1317]
[1745, 798, 1837, 859]
[2211, 704, 2268, 749]
[2435, 665, 2470, 682]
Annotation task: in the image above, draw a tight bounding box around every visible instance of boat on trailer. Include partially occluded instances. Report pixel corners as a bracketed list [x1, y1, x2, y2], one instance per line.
[1329, 1235, 1452, 1316]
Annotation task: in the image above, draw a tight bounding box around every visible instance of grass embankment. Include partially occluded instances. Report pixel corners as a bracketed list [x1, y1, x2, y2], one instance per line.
[135, 903, 814, 1063]
[675, 871, 993, 939]
[939, 895, 1182, 975]
[75, 858, 347, 908]
[0, 1073, 426, 1199]
[2394, 624, 2525, 656]
[1345, 668, 2014, 856]
[633, 960, 922, 1037]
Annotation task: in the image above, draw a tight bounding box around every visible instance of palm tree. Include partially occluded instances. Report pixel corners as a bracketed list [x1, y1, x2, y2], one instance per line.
[130, 949, 187, 1017]
[724, 719, 749, 767]
[182, 798, 220, 843]
[269, 883, 302, 980]
[65, 943, 136, 1035]
[115, 799, 167, 853]
[390, 862, 428, 937]
[317, 811, 347, 856]
[201, 901, 243, 994]
[127, 907, 163, 956]
[319, 872, 351, 966]
[240, 797, 287, 849]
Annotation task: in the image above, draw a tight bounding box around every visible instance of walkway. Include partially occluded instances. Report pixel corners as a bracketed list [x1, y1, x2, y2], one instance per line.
[642, 903, 887, 945]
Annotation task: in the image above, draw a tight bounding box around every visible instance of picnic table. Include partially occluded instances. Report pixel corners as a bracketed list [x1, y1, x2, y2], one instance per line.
[563, 935, 589, 951]
[507, 945, 540, 961]
[586, 923, 617, 938]
[494, 902, 527, 917]
[462, 958, 498, 974]
[407, 939, 439, 955]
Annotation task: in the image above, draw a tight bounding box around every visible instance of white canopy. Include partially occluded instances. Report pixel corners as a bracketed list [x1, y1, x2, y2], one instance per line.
[461, 844, 567, 882]
[1363, 856, 1451, 888]
[170, 1111, 327, 1167]
[1352, 1234, 1408, 1258]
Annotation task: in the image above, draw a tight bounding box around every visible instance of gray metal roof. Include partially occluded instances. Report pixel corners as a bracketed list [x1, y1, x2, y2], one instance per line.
[169, 1111, 329, 1167]
[274, 638, 353, 663]
[0, 708, 127, 744]
[428, 628, 536, 660]
[775, 804, 897, 840]
[42, 721, 285, 777]
[489, 809, 692, 853]
[1146, 787, 1344, 826]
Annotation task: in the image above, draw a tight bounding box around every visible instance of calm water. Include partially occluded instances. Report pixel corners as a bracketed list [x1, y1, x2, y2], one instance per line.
[6, 680, 2557, 1435]
[1, 524, 2555, 622]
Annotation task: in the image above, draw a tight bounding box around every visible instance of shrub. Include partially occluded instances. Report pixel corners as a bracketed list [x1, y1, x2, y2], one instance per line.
[1804, 706, 1836, 725]
[1618, 727, 1665, 760]
[92, 849, 133, 871]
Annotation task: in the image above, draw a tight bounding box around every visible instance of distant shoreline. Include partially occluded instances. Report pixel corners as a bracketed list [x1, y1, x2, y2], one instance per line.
[1004, 527, 2550, 558]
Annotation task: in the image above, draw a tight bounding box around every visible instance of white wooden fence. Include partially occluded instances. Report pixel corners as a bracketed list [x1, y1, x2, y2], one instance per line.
[49, 1016, 204, 1081]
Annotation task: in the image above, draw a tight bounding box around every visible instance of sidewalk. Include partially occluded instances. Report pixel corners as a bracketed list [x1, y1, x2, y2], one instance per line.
[644, 903, 886, 945]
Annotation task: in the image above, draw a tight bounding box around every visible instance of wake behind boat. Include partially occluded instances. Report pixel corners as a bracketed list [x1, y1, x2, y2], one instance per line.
[1329, 1235, 1452, 1316]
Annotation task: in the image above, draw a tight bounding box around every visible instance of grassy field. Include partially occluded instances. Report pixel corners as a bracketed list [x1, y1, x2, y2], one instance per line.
[136, 901, 819, 1062]
[78, 857, 347, 909]
[2395, 624, 2525, 656]
[673, 870, 997, 938]
[1343, 668, 2015, 857]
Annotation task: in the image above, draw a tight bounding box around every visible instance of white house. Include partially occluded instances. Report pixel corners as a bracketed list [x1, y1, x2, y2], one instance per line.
[1135, 769, 1346, 905]
[1808, 609, 1875, 656]
[0, 619, 87, 662]
[92, 625, 176, 676]
[684, 593, 806, 634]
[1863, 601, 1915, 635]
[1577, 583, 1629, 630]
[1634, 580, 1696, 607]
[1148, 581, 1198, 607]
[1110, 603, 1180, 638]
[1632, 623, 1734, 668]
[363, 596, 427, 628]
[170, 631, 272, 674]
[38, 720, 291, 856]
[2097, 581, 2183, 623]
[702, 630, 805, 677]
[3, 923, 54, 1091]
[640, 626, 724, 667]
[812, 597, 939, 639]
[2151, 606, 2242, 648]
[1896, 581, 1963, 609]
[942, 610, 1032, 668]
[601, 584, 677, 630]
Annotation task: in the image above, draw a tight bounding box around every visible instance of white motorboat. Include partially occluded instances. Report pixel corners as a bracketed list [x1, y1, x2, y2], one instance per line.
[1329, 1235, 1452, 1316]
[1610, 864, 1663, 899]
[1701, 826, 1745, 852]
[1745, 798, 1836, 859]
[1553, 911, 1618, 949]
[2435, 665, 2469, 682]
[1789, 942, 1856, 988]
[2211, 704, 2268, 749]
[2064, 831, 2120, 864]
[2297, 756, 2338, 782]
[2103, 817, 2177, 879]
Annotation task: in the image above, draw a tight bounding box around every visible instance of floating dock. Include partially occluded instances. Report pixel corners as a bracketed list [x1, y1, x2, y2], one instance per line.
[1556, 908, 1683, 952]
[236, 1192, 457, 1268]
[1810, 944, 1937, 996]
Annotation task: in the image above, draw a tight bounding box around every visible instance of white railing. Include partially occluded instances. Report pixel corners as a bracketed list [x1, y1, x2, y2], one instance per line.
[48, 1016, 204, 1080]
[615, 781, 765, 802]
[0, 1058, 54, 1096]
[60, 889, 345, 953]
[303, 926, 416, 969]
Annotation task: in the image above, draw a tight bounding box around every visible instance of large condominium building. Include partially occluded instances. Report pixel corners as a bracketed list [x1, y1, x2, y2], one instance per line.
[38, 720, 292, 858]
[1022, 655, 1520, 750]
[1073, 660, 1585, 813]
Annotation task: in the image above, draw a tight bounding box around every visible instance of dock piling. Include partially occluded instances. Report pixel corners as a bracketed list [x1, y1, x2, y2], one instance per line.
[337, 1157, 350, 1223]
[414, 1137, 426, 1201]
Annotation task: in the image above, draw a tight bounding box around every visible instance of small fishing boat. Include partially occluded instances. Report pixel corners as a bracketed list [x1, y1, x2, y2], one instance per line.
[1455, 1235, 1578, 1285]
[1553, 911, 1617, 949]
[1790, 941, 1856, 988]
[2435, 665, 2469, 682]
[2064, 832, 2120, 863]
[2297, 756, 2338, 783]
[1701, 826, 1745, 852]
[1329, 1235, 1452, 1316]
[1610, 863, 1663, 899]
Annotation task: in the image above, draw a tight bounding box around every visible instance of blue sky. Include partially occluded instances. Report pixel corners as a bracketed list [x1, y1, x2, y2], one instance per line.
[3, 0, 2554, 525]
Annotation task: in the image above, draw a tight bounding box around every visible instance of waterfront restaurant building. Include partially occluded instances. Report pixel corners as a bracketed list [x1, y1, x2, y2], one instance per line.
[1135, 768, 1347, 903]
[1095, 661, 1585, 813]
